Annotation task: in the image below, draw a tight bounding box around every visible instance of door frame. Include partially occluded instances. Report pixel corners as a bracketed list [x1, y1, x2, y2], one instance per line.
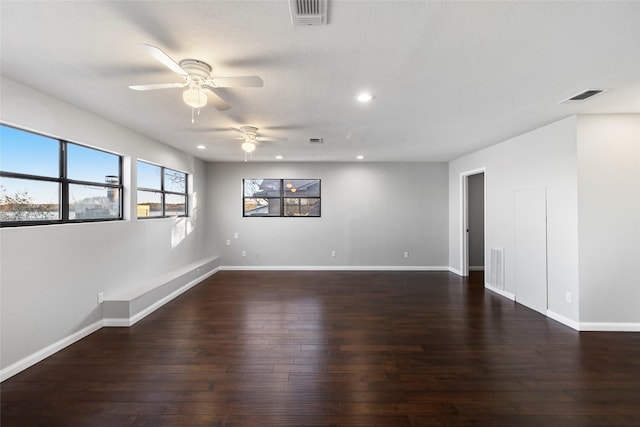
[460, 167, 486, 277]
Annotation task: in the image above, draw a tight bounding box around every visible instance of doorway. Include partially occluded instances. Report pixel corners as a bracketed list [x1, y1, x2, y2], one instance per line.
[461, 169, 485, 280]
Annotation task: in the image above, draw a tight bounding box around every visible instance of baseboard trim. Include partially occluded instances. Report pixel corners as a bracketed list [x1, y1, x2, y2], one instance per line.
[0, 319, 103, 382]
[549, 318, 640, 332]
[469, 266, 485, 271]
[485, 283, 515, 300]
[546, 310, 580, 330]
[220, 265, 452, 271]
[448, 267, 463, 276]
[577, 322, 640, 332]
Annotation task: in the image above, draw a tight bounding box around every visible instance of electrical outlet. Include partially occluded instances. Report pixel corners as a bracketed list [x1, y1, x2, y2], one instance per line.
[404, 251, 409, 258]
[234, 232, 239, 239]
[226, 239, 231, 246]
[97, 292, 104, 304]
[241, 250, 246, 257]
[566, 292, 572, 303]
[331, 250, 336, 257]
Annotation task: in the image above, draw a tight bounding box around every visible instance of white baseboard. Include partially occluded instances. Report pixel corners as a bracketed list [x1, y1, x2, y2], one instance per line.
[447, 267, 485, 275]
[546, 311, 640, 331]
[220, 265, 452, 271]
[546, 310, 580, 330]
[0, 319, 103, 382]
[485, 283, 515, 300]
[577, 322, 640, 332]
[448, 267, 463, 275]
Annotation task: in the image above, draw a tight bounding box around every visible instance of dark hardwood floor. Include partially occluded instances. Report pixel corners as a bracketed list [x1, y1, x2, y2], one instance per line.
[2, 270, 640, 426]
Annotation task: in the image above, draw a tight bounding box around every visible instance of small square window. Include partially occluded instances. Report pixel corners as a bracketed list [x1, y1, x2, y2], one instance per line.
[243, 179, 320, 217]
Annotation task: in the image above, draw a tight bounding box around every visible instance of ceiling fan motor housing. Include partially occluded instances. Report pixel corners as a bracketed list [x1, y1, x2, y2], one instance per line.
[179, 59, 212, 82]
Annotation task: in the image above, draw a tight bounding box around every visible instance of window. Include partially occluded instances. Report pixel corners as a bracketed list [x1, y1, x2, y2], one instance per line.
[136, 160, 187, 218]
[0, 124, 122, 226]
[243, 179, 320, 217]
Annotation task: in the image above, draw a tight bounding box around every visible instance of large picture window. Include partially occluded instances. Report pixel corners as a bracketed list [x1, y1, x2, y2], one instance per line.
[136, 160, 187, 218]
[0, 124, 122, 226]
[243, 179, 320, 217]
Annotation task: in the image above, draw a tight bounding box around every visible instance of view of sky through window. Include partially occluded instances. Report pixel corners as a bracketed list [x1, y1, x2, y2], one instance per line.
[1, 125, 119, 204]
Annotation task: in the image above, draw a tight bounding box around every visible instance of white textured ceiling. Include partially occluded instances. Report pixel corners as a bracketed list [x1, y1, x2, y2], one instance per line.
[1, 1, 639, 162]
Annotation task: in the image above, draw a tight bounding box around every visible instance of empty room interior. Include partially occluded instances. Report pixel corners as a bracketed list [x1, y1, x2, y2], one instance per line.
[1, 1, 639, 425]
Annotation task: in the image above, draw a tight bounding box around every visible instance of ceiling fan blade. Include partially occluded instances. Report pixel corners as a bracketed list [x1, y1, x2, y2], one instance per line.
[141, 44, 188, 77]
[129, 82, 187, 91]
[206, 76, 264, 88]
[229, 127, 247, 134]
[203, 88, 231, 111]
[256, 136, 288, 142]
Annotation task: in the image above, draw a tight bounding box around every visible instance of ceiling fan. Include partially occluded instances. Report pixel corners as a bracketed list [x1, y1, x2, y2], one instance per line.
[230, 126, 287, 160]
[129, 44, 263, 121]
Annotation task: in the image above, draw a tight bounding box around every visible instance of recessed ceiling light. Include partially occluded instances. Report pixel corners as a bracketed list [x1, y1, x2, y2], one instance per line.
[356, 92, 374, 103]
[275, 155, 283, 160]
[196, 145, 206, 150]
[356, 155, 364, 160]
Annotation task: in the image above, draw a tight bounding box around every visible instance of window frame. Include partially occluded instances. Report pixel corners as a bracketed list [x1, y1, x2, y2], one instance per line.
[136, 160, 188, 219]
[243, 179, 321, 218]
[0, 124, 123, 227]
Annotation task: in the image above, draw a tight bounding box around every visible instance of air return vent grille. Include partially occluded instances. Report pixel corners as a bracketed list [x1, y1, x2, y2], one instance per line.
[559, 89, 606, 103]
[489, 248, 504, 290]
[309, 138, 324, 144]
[289, 0, 328, 25]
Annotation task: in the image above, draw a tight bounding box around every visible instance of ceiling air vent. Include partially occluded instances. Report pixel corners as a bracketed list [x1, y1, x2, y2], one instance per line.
[309, 138, 324, 144]
[559, 89, 606, 103]
[289, 0, 328, 26]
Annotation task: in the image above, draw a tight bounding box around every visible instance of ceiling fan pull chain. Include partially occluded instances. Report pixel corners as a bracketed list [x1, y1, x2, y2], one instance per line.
[191, 108, 195, 124]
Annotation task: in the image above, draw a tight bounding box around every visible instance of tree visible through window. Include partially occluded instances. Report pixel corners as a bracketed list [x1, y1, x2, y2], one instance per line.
[243, 179, 320, 217]
[0, 124, 122, 226]
[136, 160, 187, 218]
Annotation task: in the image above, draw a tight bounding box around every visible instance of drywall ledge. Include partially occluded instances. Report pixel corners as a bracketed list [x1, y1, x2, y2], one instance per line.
[0, 257, 221, 382]
[103, 256, 220, 327]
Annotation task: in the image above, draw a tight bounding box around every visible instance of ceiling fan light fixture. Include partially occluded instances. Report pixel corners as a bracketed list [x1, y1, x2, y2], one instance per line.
[182, 87, 207, 108]
[242, 141, 256, 153]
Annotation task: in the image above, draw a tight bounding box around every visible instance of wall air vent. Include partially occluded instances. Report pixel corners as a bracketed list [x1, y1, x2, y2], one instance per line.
[559, 89, 606, 103]
[489, 248, 505, 290]
[289, 0, 328, 26]
[309, 138, 324, 144]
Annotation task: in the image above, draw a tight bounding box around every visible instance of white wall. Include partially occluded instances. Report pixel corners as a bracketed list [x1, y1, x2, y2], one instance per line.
[577, 114, 640, 324]
[205, 162, 449, 268]
[0, 76, 209, 372]
[449, 116, 580, 323]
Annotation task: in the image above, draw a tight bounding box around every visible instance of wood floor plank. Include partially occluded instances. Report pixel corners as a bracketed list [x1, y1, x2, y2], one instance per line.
[2, 270, 640, 426]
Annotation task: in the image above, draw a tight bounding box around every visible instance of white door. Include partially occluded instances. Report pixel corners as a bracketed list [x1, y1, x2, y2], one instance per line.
[514, 188, 547, 315]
